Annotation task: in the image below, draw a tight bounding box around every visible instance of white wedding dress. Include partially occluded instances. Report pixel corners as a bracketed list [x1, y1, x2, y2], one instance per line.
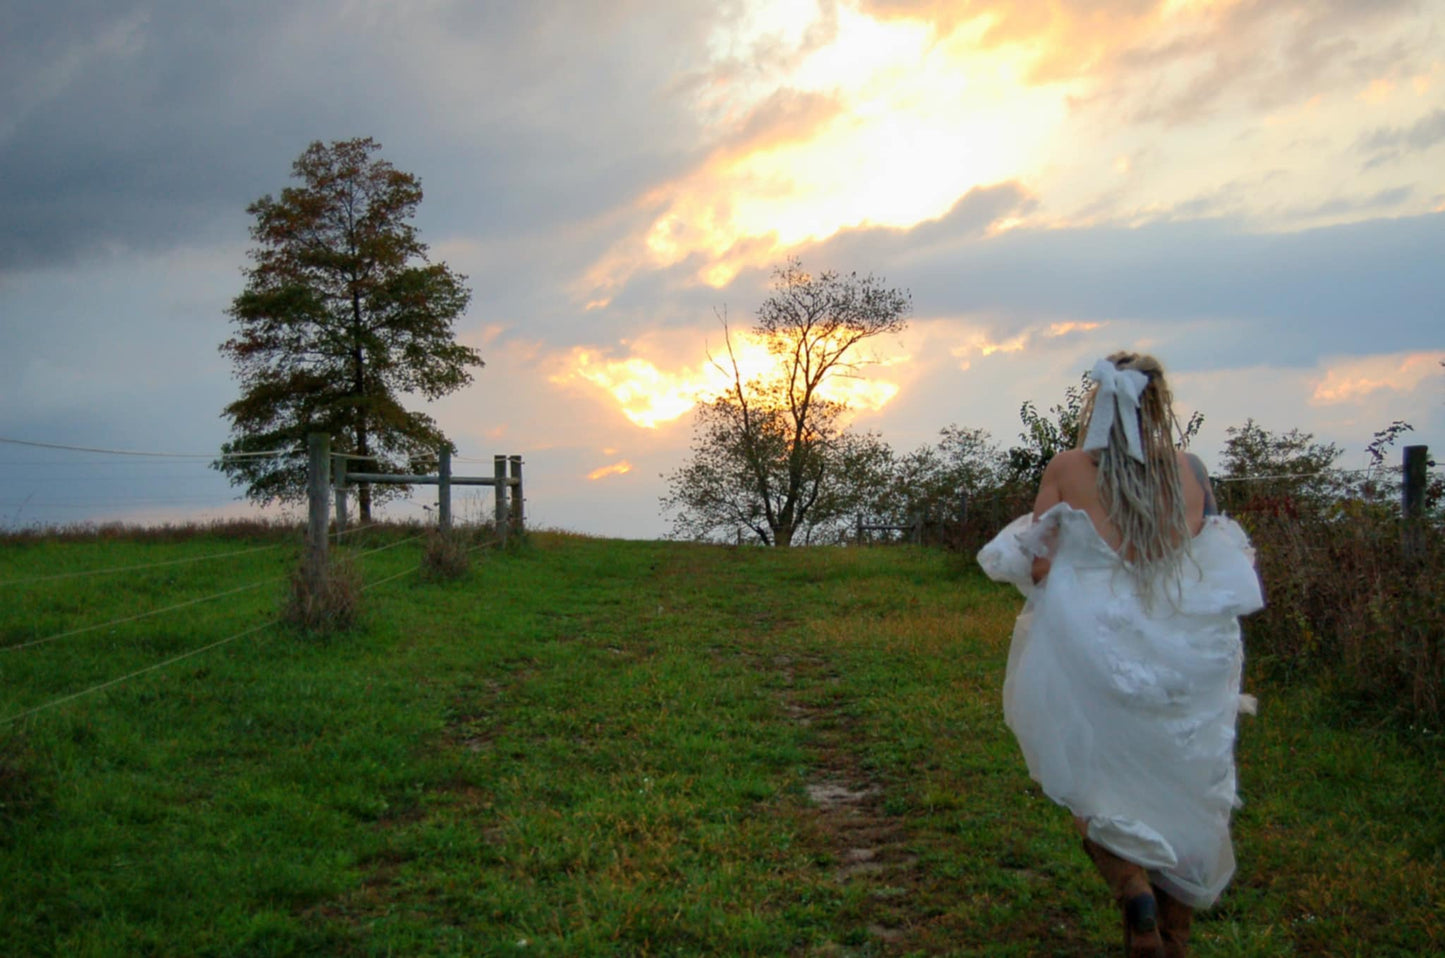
[978, 503, 1264, 908]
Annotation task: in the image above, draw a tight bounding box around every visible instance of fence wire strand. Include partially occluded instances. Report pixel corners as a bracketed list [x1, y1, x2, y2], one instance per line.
[1, 578, 284, 653]
[351, 532, 428, 557]
[360, 565, 421, 592]
[2, 533, 431, 653]
[0, 436, 298, 460]
[331, 522, 385, 541]
[0, 620, 279, 727]
[1212, 468, 1372, 483]
[0, 543, 286, 587]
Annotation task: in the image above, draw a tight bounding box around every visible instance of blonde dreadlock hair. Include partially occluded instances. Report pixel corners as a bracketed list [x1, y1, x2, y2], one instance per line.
[1075, 351, 1190, 592]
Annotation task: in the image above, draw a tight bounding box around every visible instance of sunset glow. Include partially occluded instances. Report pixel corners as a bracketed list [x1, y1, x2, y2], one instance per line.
[556, 330, 904, 429]
[950, 322, 1107, 368]
[593, 4, 1074, 293]
[587, 461, 633, 481]
[6, 0, 1440, 541]
[1311, 353, 1445, 405]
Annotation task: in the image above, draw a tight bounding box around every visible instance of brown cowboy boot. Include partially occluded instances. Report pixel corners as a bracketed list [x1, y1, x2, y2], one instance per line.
[1081, 838, 1166, 958]
[1153, 885, 1193, 958]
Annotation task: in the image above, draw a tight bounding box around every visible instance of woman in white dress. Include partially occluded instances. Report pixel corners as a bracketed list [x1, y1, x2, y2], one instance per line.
[978, 352, 1263, 957]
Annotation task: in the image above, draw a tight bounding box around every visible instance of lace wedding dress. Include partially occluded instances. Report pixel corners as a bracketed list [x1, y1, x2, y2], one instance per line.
[979, 503, 1264, 908]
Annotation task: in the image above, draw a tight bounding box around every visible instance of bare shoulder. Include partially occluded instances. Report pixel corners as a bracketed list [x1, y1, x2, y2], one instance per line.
[1177, 449, 1208, 474]
[1177, 449, 1219, 518]
[1044, 449, 1096, 478]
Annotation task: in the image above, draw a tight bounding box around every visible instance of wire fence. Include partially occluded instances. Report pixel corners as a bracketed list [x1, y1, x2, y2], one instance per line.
[0, 435, 513, 728]
[849, 453, 1439, 556]
[0, 435, 503, 530]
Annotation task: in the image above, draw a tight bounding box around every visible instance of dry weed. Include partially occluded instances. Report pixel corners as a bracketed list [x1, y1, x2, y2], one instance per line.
[283, 552, 363, 634]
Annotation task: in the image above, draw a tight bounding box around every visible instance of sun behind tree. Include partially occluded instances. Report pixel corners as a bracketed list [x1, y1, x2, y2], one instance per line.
[216, 137, 481, 521]
[662, 259, 910, 546]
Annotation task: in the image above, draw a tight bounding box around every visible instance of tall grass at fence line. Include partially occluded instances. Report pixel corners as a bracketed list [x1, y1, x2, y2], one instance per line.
[1227, 498, 1444, 729]
[0, 516, 457, 548]
[937, 487, 1035, 573]
[283, 553, 364, 634]
[0, 516, 306, 545]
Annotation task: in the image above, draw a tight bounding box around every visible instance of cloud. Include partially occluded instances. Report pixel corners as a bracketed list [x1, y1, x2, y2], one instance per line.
[0, 0, 734, 274]
[551, 323, 905, 430]
[1311, 352, 1445, 405]
[769, 181, 1037, 272]
[587, 460, 633, 481]
[3, 0, 1441, 537]
[1359, 107, 1445, 168]
[790, 210, 1445, 369]
[705, 87, 847, 162]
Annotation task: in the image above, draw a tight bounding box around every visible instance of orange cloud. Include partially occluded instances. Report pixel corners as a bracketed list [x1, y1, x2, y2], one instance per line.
[1358, 78, 1396, 105]
[950, 320, 1106, 366]
[583, 3, 1070, 297]
[580, 0, 1436, 303]
[1047, 321, 1103, 337]
[1311, 352, 1445, 404]
[587, 461, 633, 481]
[553, 329, 904, 429]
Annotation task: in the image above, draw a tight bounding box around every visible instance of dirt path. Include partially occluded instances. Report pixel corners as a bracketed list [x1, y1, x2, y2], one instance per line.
[771, 651, 924, 954]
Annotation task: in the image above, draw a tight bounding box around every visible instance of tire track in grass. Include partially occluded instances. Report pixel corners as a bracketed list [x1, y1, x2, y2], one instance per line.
[771, 649, 922, 953]
[648, 543, 928, 951]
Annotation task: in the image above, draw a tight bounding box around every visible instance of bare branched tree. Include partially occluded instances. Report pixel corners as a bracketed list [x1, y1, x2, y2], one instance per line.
[662, 259, 910, 546]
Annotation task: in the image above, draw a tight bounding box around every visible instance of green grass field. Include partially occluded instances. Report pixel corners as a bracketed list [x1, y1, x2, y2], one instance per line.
[1, 530, 1440, 956]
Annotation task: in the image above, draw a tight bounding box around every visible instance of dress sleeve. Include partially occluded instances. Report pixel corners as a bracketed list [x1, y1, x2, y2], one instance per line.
[976, 513, 1041, 596]
[1016, 506, 1063, 560]
[1188, 516, 1266, 617]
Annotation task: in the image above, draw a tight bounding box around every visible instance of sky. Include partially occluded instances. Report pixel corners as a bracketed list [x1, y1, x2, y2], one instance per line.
[2, 0, 1443, 538]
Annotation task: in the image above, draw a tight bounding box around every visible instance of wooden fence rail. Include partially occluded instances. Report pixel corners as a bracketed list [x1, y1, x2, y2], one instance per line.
[338, 450, 524, 539]
[305, 434, 525, 579]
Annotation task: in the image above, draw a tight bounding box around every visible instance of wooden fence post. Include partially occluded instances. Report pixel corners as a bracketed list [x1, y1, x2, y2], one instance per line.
[307, 433, 331, 587]
[333, 455, 348, 534]
[1403, 445, 1428, 519]
[494, 454, 508, 545]
[508, 455, 524, 533]
[438, 446, 452, 532]
[1403, 445, 1428, 562]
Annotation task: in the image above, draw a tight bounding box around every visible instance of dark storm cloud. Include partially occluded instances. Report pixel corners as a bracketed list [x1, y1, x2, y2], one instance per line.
[1, 1, 316, 271]
[0, 0, 732, 274]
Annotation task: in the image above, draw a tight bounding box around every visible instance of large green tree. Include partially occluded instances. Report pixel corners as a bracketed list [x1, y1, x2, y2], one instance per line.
[217, 137, 481, 520]
[661, 260, 910, 546]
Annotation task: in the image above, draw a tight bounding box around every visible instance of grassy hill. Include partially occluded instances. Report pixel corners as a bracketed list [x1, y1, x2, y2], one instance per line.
[1, 530, 1440, 955]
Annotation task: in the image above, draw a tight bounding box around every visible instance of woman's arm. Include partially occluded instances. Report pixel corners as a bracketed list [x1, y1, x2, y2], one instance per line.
[1185, 452, 1220, 516]
[1029, 457, 1065, 583]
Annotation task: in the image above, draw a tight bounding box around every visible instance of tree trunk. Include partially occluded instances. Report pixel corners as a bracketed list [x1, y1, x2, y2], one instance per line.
[352, 289, 371, 522]
[351, 297, 372, 528]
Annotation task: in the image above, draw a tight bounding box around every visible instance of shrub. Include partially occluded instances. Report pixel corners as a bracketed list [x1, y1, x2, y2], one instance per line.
[282, 552, 362, 634]
[420, 526, 474, 582]
[1238, 503, 1444, 727]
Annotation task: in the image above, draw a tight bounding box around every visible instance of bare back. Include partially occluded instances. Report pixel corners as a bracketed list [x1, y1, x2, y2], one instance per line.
[1032, 449, 1211, 555]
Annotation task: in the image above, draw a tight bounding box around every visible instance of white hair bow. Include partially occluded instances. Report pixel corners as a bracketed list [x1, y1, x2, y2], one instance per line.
[1082, 359, 1149, 462]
